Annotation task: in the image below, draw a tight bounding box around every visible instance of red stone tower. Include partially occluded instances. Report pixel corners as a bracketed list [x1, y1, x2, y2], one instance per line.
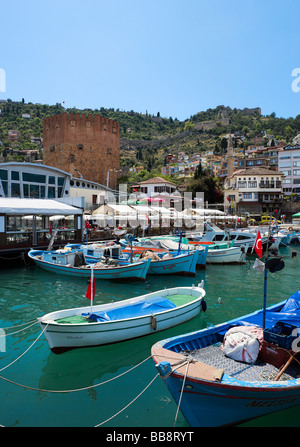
[43, 112, 120, 188]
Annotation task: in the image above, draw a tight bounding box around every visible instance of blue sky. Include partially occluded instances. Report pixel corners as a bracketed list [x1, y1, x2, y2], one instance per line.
[1, 0, 300, 121]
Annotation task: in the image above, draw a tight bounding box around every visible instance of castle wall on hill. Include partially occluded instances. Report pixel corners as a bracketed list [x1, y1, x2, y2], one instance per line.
[43, 112, 120, 189]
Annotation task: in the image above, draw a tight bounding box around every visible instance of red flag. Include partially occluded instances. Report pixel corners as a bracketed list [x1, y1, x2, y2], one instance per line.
[254, 230, 263, 259]
[85, 219, 90, 229]
[86, 275, 95, 300]
[132, 188, 137, 192]
[49, 223, 52, 235]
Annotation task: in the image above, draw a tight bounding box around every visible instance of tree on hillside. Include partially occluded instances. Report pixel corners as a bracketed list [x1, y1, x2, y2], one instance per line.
[220, 137, 227, 151]
[186, 163, 223, 203]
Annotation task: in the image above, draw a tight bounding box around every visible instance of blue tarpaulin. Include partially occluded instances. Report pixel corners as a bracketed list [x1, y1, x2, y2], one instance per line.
[86, 296, 176, 322]
[236, 289, 300, 330]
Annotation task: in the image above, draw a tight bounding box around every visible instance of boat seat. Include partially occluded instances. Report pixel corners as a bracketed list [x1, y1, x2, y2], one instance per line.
[84, 296, 176, 322]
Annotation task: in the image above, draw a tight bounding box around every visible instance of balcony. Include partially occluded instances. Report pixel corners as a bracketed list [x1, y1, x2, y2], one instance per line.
[258, 195, 283, 203]
[259, 181, 281, 189]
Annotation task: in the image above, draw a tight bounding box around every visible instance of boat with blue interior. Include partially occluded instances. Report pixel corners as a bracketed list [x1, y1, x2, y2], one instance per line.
[152, 258, 300, 426]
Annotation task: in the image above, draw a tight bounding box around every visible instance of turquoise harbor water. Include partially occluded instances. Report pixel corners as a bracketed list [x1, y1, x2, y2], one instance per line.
[0, 245, 300, 428]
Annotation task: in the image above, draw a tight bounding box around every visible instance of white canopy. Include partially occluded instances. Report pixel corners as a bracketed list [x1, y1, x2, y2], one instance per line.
[92, 204, 137, 216]
[0, 198, 83, 215]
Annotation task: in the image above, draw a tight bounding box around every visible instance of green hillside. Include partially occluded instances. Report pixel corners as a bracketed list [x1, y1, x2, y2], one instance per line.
[1, 99, 300, 171]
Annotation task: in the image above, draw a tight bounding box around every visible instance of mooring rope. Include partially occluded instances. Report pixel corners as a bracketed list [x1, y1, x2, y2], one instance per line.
[0, 354, 152, 393]
[0, 319, 39, 330]
[151, 352, 194, 427]
[0, 321, 38, 337]
[94, 373, 160, 427]
[0, 323, 49, 373]
[173, 359, 190, 427]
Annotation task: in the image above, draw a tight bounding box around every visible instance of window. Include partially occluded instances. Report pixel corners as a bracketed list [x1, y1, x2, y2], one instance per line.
[22, 173, 46, 183]
[11, 171, 19, 181]
[213, 235, 224, 241]
[248, 181, 257, 188]
[49, 176, 55, 184]
[0, 169, 8, 180]
[11, 183, 20, 197]
[48, 186, 55, 198]
[294, 161, 300, 167]
[57, 177, 65, 186]
[238, 181, 247, 188]
[293, 170, 300, 176]
[236, 235, 251, 240]
[243, 193, 252, 199]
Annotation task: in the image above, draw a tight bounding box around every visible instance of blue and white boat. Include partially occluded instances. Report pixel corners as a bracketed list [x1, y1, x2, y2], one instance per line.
[67, 242, 199, 276]
[28, 248, 151, 281]
[125, 251, 199, 276]
[122, 238, 208, 269]
[152, 286, 300, 427]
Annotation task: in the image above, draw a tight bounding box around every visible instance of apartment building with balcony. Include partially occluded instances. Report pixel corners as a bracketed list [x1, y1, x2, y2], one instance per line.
[224, 166, 284, 215]
[278, 144, 300, 195]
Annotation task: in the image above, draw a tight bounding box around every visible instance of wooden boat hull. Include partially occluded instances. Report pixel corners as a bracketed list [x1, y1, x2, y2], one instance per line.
[152, 291, 300, 426]
[28, 250, 151, 280]
[154, 360, 300, 426]
[121, 252, 199, 276]
[38, 286, 206, 352]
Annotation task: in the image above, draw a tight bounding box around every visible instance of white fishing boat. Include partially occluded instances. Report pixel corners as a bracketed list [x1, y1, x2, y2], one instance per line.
[38, 283, 206, 353]
[206, 245, 247, 264]
[200, 222, 269, 252]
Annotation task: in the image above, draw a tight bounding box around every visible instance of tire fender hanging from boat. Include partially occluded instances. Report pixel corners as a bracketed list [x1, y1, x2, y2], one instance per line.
[151, 313, 157, 330]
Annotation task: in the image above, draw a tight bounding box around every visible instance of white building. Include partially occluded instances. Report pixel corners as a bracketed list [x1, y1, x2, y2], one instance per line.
[224, 166, 284, 215]
[0, 162, 112, 211]
[278, 144, 300, 195]
[134, 176, 179, 197]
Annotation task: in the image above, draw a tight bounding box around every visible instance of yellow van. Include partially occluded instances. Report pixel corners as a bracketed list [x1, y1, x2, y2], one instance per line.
[260, 216, 281, 224]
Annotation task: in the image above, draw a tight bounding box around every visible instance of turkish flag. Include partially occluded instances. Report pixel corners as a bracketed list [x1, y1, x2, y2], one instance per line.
[254, 230, 263, 259]
[86, 275, 95, 300]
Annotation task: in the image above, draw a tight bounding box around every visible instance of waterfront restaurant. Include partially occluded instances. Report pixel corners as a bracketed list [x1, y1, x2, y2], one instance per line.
[0, 163, 85, 255]
[0, 198, 83, 255]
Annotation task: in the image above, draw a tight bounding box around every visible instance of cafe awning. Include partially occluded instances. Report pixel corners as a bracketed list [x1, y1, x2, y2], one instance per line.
[0, 198, 83, 215]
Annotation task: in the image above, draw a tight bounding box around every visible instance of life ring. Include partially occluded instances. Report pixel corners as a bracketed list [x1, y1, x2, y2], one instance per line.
[288, 226, 293, 231]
